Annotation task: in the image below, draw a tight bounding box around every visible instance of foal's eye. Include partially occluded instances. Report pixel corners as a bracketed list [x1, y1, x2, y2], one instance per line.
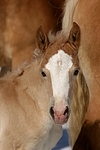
[41, 71, 46, 77]
[73, 69, 79, 76]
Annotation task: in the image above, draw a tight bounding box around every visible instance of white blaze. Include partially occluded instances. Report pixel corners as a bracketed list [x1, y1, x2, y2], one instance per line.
[45, 50, 73, 102]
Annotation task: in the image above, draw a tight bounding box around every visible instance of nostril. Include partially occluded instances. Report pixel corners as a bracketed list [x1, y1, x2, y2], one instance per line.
[64, 106, 69, 115]
[50, 107, 54, 118]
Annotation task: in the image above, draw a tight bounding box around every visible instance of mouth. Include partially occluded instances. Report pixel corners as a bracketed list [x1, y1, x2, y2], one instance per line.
[53, 115, 69, 125]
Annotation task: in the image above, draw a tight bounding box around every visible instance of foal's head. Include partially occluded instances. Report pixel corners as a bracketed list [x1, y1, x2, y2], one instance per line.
[34, 22, 80, 124]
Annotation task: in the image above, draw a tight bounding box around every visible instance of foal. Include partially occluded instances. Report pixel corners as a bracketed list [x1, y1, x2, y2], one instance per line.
[34, 22, 80, 125]
[0, 22, 80, 150]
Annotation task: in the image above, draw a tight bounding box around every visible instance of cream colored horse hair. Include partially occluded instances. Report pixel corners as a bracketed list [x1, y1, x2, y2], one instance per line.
[62, 0, 78, 36]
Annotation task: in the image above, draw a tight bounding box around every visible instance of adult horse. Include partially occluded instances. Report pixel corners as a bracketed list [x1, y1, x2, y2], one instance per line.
[0, 0, 65, 76]
[0, 22, 80, 149]
[62, 0, 100, 149]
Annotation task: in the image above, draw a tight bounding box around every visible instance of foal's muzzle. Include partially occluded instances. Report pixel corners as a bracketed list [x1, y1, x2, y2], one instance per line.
[50, 104, 70, 124]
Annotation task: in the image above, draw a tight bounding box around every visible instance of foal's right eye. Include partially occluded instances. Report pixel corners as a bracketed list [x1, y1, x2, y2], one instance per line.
[41, 71, 46, 77]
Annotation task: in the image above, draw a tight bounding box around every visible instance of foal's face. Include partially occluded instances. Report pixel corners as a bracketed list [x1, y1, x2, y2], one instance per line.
[34, 22, 80, 124]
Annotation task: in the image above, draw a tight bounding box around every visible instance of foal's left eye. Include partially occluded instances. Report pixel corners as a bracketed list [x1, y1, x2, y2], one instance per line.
[73, 69, 79, 76]
[41, 71, 46, 77]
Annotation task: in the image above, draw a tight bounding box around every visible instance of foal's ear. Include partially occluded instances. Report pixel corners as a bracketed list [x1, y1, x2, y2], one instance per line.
[68, 22, 80, 49]
[36, 26, 49, 53]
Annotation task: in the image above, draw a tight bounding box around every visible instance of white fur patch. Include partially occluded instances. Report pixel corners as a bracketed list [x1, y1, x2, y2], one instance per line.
[45, 50, 73, 103]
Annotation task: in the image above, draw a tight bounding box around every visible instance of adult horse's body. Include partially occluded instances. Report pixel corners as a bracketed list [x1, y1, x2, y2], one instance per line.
[0, 22, 80, 149]
[0, 0, 64, 72]
[62, 0, 100, 149]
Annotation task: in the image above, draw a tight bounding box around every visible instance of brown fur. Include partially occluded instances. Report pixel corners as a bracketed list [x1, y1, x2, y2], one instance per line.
[73, 120, 100, 150]
[63, 0, 100, 149]
[0, 0, 64, 71]
[73, 0, 100, 149]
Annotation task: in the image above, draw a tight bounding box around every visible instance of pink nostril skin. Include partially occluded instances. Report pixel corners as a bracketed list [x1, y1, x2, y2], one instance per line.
[50, 104, 70, 124]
